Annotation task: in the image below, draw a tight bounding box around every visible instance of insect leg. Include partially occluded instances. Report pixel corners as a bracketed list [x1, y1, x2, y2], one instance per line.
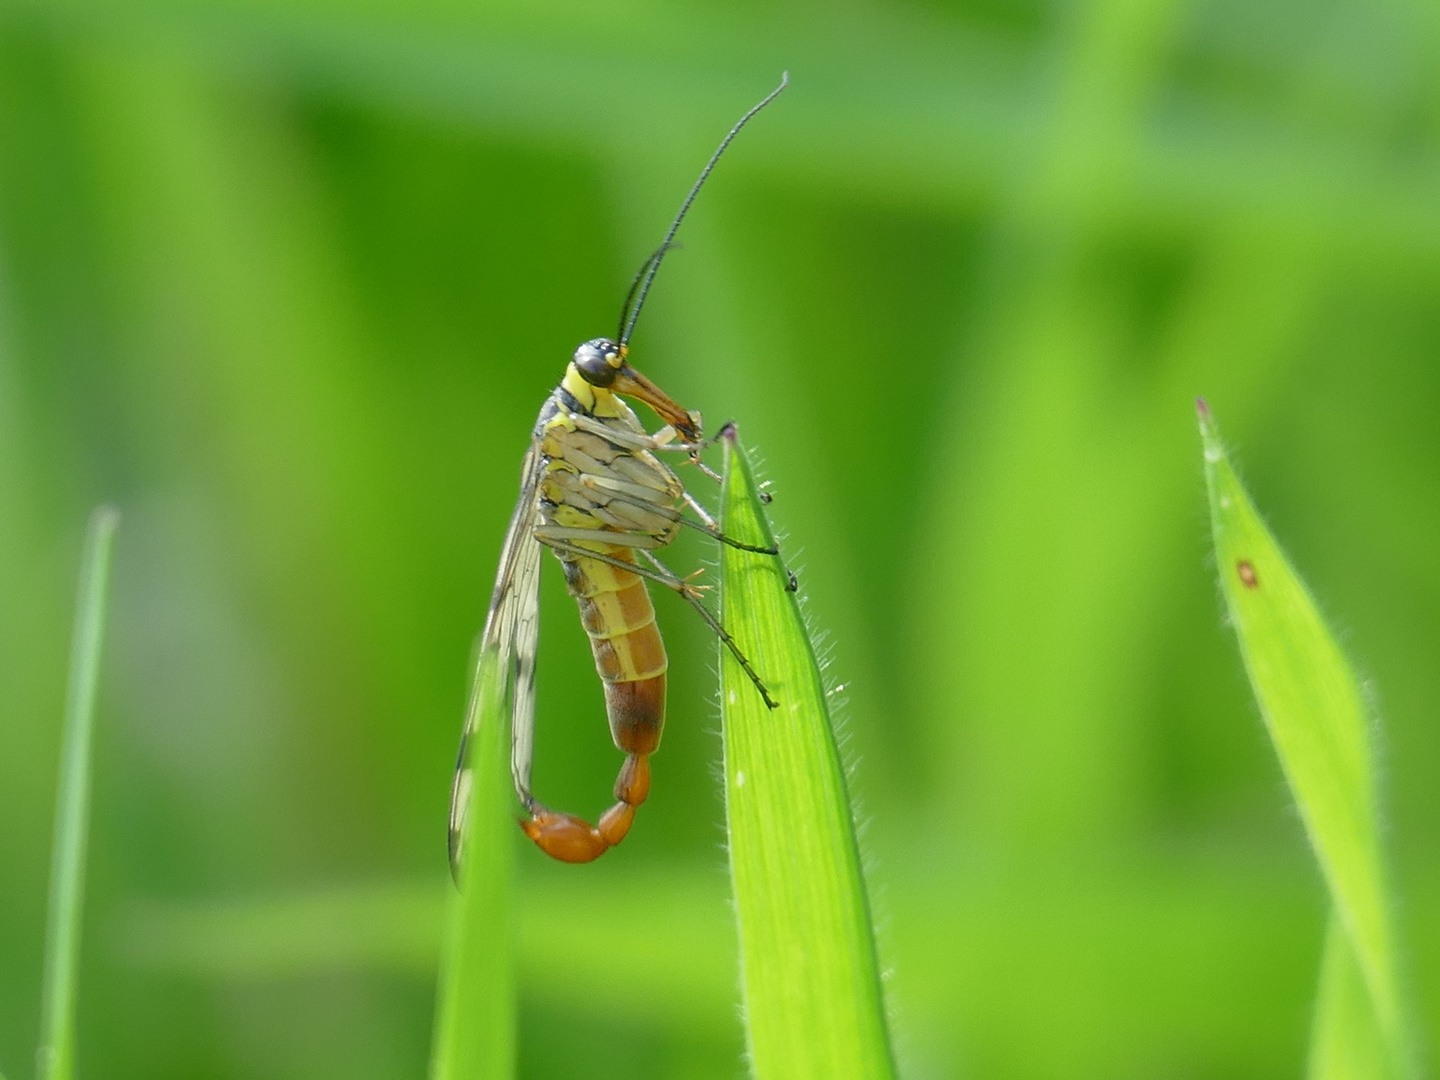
[532, 525, 664, 548]
[565, 413, 705, 457]
[535, 531, 697, 586]
[689, 458, 723, 484]
[563, 413, 740, 488]
[566, 413, 673, 453]
[682, 421, 745, 482]
[576, 472, 778, 555]
[640, 549, 779, 709]
[680, 491, 778, 554]
[534, 527, 750, 612]
[535, 532, 778, 707]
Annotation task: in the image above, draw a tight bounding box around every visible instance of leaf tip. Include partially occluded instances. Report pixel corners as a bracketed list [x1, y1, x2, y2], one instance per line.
[1196, 398, 1224, 463]
[89, 504, 122, 538]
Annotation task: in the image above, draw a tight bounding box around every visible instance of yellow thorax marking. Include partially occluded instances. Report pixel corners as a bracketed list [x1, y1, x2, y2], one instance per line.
[561, 364, 630, 421]
[560, 365, 595, 411]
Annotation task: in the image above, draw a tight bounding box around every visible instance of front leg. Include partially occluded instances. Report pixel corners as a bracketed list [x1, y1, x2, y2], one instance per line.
[567, 413, 700, 455]
[533, 531, 779, 709]
[566, 412, 719, 474]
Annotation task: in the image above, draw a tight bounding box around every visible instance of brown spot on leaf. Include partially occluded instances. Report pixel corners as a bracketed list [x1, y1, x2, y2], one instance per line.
[1236, 559, 1259, 588]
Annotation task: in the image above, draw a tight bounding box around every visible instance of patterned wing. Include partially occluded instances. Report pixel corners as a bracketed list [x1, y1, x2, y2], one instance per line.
[448, 442, 545, 877]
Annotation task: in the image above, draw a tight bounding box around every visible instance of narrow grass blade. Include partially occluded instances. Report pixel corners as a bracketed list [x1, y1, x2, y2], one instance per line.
[1198, 401, 1410, 1079]
[718, 429, 895, 1080]
[37, 506, 120, 1080]
[428, 650, 515, 1080]
[1310, 912, 1391, 1079]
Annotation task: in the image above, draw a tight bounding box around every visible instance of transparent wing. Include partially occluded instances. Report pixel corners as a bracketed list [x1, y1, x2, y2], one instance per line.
[448, 442, 545, 876]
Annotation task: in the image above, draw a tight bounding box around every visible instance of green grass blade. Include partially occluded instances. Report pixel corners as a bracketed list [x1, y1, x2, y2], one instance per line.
[429, 648, 515, 1080]
[1310, 912, 1391, 1079]
[1198, 402, 1410, 1079]
[718, 430, 895, 1080]
[37, 506, 120, 1080]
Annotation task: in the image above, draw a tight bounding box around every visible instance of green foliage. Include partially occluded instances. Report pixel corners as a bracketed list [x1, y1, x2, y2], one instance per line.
[37, 507, 119, 1080]
[1311, 914, 1393, 1080]
[428, 650, 515, 1080]
[1199, 404, 1411, 1079]
[718, 433, 894, 1080]
[3, 0, 1440, 1077]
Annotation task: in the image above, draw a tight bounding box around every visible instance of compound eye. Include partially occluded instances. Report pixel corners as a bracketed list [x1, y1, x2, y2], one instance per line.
[573, 338, 620, 387]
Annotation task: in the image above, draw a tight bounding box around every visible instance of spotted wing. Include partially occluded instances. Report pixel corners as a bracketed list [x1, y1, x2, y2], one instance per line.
[448, 441, 545, 877]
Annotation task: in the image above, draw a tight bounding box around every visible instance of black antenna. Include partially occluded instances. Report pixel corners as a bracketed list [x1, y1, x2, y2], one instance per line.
[617, 72, 789, 347]
[614, 243, 675, 344]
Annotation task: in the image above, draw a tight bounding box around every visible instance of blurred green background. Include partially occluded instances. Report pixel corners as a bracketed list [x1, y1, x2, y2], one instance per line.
[2, 0, 1439, 1076]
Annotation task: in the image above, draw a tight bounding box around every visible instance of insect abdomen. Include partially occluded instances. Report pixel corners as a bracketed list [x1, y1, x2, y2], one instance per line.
[564, 549, 667, 755]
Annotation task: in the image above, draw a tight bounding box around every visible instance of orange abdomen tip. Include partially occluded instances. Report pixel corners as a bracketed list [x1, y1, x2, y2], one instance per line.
[597, 802, 636, 847]
[615, 753, 651, 805]
[521, 811, 608, 863]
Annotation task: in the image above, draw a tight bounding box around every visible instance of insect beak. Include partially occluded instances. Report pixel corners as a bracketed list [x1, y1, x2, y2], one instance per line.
[612, 363, 702, 442]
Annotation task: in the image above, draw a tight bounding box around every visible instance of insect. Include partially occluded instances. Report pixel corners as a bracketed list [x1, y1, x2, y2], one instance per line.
[450, 75, 788, 869]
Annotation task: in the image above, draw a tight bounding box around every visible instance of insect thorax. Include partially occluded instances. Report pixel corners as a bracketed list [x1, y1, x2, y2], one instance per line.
[535, 386, 681, 689]
[535, 388, 684, 554]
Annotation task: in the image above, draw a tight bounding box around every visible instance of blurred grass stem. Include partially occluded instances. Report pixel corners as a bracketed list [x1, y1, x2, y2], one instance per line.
[428, 649, 515, 1080]
[37, 507, 120, 1080]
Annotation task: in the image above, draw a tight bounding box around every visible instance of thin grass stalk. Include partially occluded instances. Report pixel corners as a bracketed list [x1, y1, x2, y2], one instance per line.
[1309, 912, 1392, 1078]
[429, 649, 515, 1080]
[37, 506, 120, 1080]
